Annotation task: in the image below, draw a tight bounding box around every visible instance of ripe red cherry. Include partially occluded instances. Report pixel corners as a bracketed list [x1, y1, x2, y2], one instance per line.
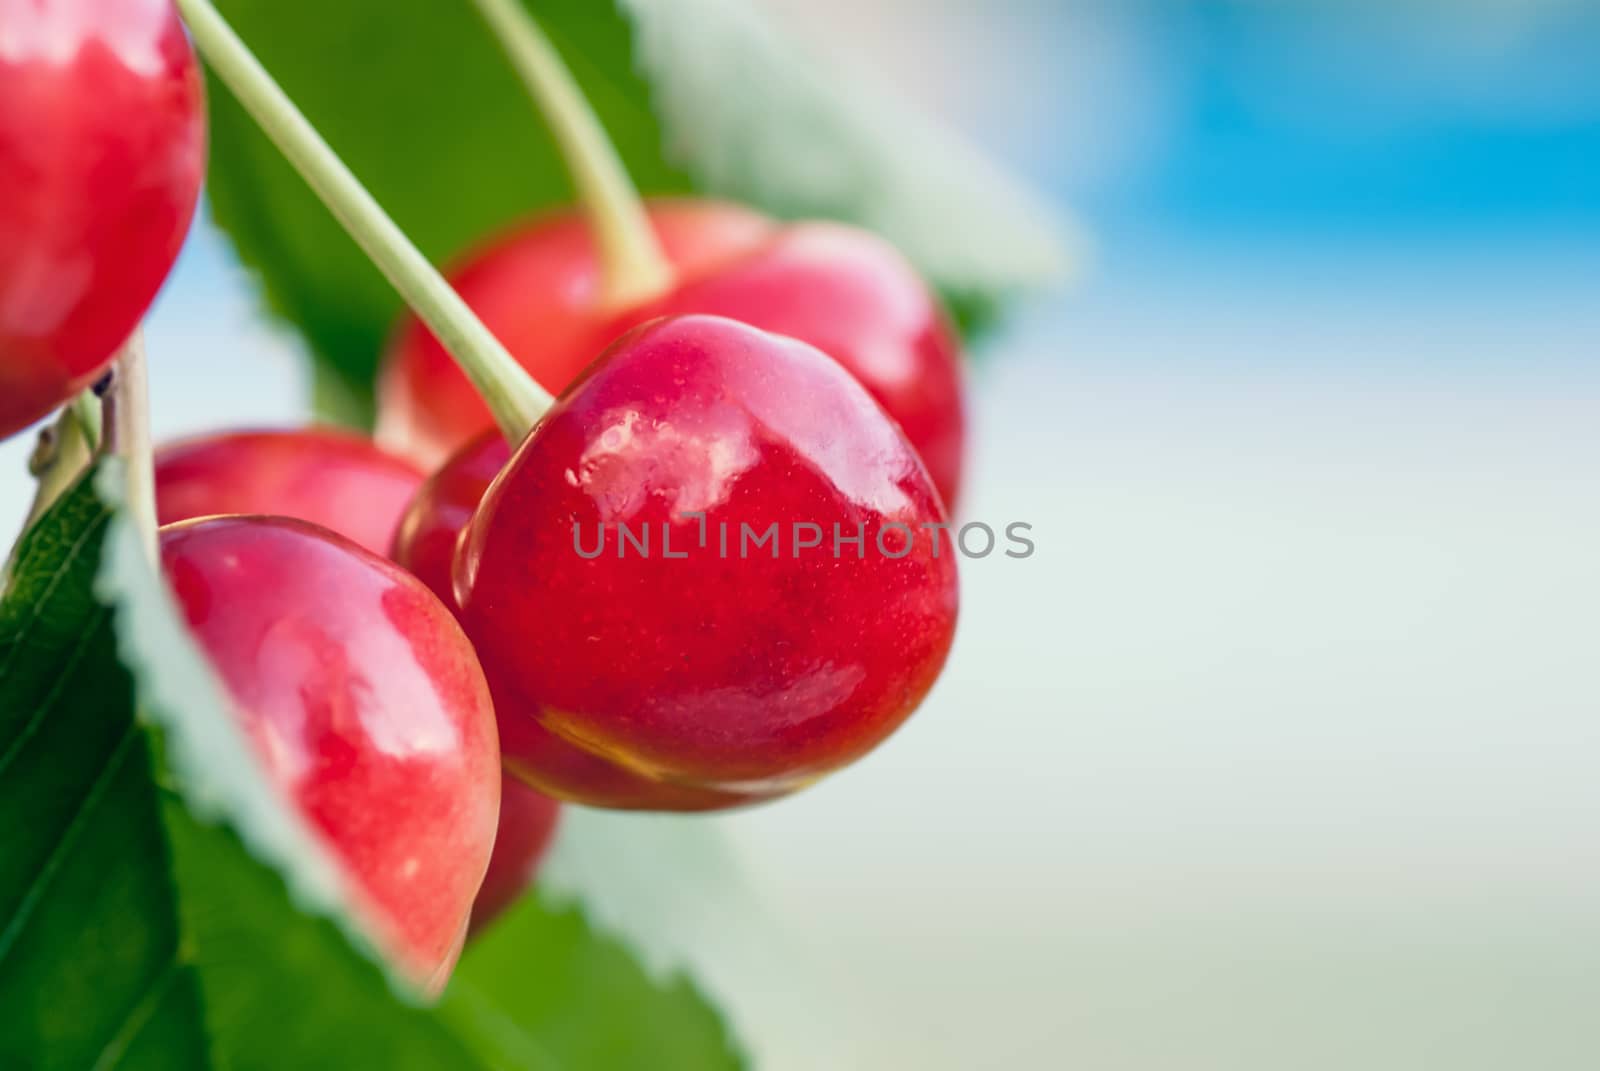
[468, 773, 561, 934]
[0, 0, 205, 439]
[453, 315, 959, 802]
[377, 200, 966, 508]
[394, 430, 776, 812]
[155, 429, 570, 907]
[156, 427, 425, 556]
[155, 429, 576, 911]
[390, 432, 507, 605]
[161, 516, 501, 984]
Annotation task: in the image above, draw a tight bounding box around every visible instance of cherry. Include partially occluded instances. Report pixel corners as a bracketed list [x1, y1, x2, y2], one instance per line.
[451, 315, 959, 802]
[155, 427, 574, 909]
[389, 431, 509, 605]
[155, 427, 426, 556]
[161, 516, 501, 984]
[377, 200, 967, 509]
[468, 773, 560, 934]
[394, 430, 778, 812]
[0, 0, 205, 439]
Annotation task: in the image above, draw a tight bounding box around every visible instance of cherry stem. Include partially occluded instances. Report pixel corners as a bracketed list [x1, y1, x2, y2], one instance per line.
[101, 331, 160, 566]
[173, 0, 553, 444]
[468, 0, 673, 307]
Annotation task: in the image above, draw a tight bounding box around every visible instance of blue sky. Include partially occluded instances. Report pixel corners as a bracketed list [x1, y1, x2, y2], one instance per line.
[1026, 4, 1600, 243]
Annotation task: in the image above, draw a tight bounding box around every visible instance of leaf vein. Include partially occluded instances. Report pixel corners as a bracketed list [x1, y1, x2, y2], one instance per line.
[0, 603, 112, 779]
[0, 504, 111, 681]
[0, 719, 138, 963]
[91, 957, 184, 1071]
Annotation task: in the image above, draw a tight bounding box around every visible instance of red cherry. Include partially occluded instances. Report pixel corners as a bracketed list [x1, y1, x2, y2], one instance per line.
[161, 516, 501, 983]
[377, 200, 966, 508]
[0, 0, 205, 439]
[154, 429, 573, 907]
[452, 316, 958, 802]
[390, 432, 508, 604]
[156, 427, 425, 556]
[468, 773, 560, 934]
[394, 430, 776, 812]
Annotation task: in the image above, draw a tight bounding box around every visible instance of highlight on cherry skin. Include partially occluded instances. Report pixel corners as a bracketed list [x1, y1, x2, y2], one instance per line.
[377, 199, 967, 509]
[395, 430, 779, 812]
[0, 0, 205, 440]
[155, 427, 427, 556]
[450, 314, 960, 804]
[160, 515, 501, 987]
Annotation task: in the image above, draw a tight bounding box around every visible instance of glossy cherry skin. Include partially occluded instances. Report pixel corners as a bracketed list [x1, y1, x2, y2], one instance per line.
[454, 315, 959, 801]
[161, 517, 501, 984]
[156, 427, 425, 556]
[394, 430, 776, 812]
[0, 0, 205, 439]
[377, 201, 966, 508]
[468, 773, 561, 934]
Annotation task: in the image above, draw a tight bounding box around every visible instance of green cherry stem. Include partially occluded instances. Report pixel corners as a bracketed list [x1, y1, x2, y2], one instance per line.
[100, 330, 160, 565]
[173, 0, 553, 444]
[468, 0, 673, 307]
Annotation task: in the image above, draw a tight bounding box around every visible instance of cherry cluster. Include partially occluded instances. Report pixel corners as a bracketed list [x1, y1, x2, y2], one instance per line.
[2, 1, 961, 989]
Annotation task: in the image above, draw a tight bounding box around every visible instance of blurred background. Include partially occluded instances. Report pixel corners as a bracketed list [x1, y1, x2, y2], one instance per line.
[5, 2, 1598, 1067]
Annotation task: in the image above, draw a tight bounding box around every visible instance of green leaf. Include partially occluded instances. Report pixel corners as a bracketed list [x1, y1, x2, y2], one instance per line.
[444, 889, 744, 1071]
[0, 473, 209, 1070]
[535, 809, 858, 1069]
[202, 0, 1071, 424]
[1, 469, 745, 1068]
